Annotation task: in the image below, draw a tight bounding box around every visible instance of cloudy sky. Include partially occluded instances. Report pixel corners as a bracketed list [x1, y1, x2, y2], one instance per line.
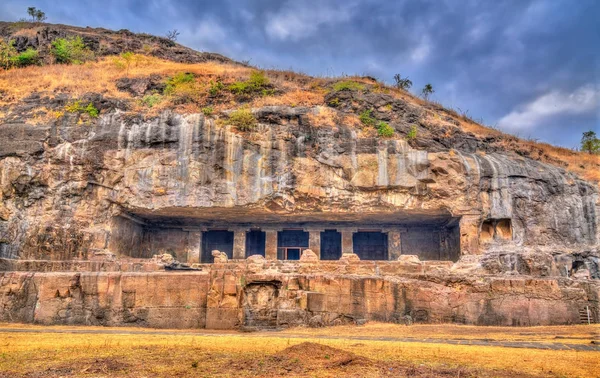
[1, 0, 598, 148]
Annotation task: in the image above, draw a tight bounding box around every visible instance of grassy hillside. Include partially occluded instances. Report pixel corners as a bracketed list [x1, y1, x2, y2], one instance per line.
[0, 22, 598, 183]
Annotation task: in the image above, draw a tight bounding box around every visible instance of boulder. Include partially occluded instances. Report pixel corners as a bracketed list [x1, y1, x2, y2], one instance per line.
[308, 314, 324, 328]
[212, 250, 228, 263]
[246, 254, 266, 272]
[300, 249, 318, 262]
[152, 253, 174, 265]
[398, 255, 420, 263]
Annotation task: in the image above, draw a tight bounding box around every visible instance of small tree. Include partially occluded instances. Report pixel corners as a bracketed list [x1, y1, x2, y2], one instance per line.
[393, 74, 412, 90]
[27, 7, 46, 22]
[166, 30, 180, 42]
[581, 131, 600, 154]
[120, 51, 134, 76]
[27, 7, 36, 21]
[35, 9, 47, 22]
[421, 83, 434, 100]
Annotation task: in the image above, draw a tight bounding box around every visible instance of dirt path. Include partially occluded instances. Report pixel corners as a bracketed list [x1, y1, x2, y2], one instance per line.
[1, 327, 598, 352]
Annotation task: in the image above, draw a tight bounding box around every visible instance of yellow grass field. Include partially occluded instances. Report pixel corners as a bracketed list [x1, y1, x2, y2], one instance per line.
[0, 322, 598, 377]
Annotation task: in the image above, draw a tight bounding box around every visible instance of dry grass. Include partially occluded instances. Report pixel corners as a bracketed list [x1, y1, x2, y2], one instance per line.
[283, 322, 600, 344]
[306, 106, 338, 127]
[0, 323, 598, 377]
[250, 89, 324, 108]
[0, 55, 246, 105]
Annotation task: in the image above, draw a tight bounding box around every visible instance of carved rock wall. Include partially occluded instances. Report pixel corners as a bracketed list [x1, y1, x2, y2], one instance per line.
[1, 267, 597, 328]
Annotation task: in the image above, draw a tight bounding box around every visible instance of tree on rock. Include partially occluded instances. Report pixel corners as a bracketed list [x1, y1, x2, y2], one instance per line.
[581, 131, 600, 154]
[421, 83, 434, 100]
[393, 74, 412, 90]
[166, 29, 180, 42]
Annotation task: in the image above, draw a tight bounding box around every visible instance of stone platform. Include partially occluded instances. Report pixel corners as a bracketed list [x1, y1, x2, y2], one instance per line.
[1, 259, 598, 329]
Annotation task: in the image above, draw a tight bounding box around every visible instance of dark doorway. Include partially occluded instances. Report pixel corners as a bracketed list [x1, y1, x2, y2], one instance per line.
[320, 230, 342, 260]
[353, 231, 388, 260]
[277, 230, 308, 260]
[201, 230, 234, 263]
[246, 230, 266, 257]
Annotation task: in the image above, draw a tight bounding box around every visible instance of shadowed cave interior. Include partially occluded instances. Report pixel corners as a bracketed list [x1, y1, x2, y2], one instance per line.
[107, 209, 463, 262]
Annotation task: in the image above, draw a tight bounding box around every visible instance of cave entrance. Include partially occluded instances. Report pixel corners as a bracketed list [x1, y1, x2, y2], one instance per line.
[201, 230, 234, 263]
[277, 230, 308, 260]
[320, 230, 342, 260]
[246, 230, 266, 257]
[353, 231, 388, 260]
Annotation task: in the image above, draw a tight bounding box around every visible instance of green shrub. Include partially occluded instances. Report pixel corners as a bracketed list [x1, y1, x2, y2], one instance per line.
[228, 81, 248, 95]
[407, 125, 417, 140]
[327, 97, 340, 107]
[208, 80, 224, 96]
[248, 71, 268, 88]
[332, 80, 364, 91]
[51, 36, 94, 64]
[141, 94, 162, 108]
[228, 71, 270, 95]
[164, 73, 199, 103]
[13, 48, 39, 67]
[85, 103, 99, 118]
[377, 121, 394, 138]
[359, 109, 376, 126]
[202, 106, 214, 116]
[229, 108, 256, 131]
[164, 72, 194, 95]
[65, 101, 99, 118]
[0, 40, 17, 69]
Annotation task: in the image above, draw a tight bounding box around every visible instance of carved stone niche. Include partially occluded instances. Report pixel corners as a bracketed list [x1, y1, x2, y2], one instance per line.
[480, 218, 512, 243]
[242, 281, 282, 328]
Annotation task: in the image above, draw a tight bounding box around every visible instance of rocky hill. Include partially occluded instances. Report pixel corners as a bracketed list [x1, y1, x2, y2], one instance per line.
[0, 22, 598, 328]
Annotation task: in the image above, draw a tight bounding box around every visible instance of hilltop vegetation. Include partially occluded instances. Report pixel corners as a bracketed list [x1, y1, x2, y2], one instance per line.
[0, 21, 598, 183]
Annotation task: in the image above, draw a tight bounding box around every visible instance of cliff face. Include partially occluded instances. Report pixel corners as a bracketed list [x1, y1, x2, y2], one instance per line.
[0, 92, 597, 269]
[0, 22, 599, 329]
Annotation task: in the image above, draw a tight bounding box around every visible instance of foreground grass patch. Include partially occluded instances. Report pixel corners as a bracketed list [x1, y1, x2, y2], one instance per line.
[0, 323, 597, 377]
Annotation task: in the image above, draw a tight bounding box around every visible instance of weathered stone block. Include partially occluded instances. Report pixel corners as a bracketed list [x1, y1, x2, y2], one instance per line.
[206, 308, 239, 329]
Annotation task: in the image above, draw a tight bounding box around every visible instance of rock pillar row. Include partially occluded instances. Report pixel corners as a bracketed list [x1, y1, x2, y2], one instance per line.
[341, 228, 356, 254]
[232, 228, 247, 260]
[385, 228, 403, 260]
[265, 229, 278, 260]
[459, 214, 481, 255]
[306, 228, 323, 258]
[185, 230, 202, 264]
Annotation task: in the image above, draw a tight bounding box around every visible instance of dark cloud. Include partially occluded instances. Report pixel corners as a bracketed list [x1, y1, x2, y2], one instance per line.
[1, 0, 598, 147]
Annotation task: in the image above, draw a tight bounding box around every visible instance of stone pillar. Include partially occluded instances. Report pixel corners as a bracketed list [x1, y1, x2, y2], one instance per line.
[341, 229, 356, 254]
[306, 228, 322, 259]
[232, 229, 247, 260]
[460, 214, 481, 255]
[265, 230, 278, 260]
[386, 229, 402, 260]
[185, 230, 202, 264]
